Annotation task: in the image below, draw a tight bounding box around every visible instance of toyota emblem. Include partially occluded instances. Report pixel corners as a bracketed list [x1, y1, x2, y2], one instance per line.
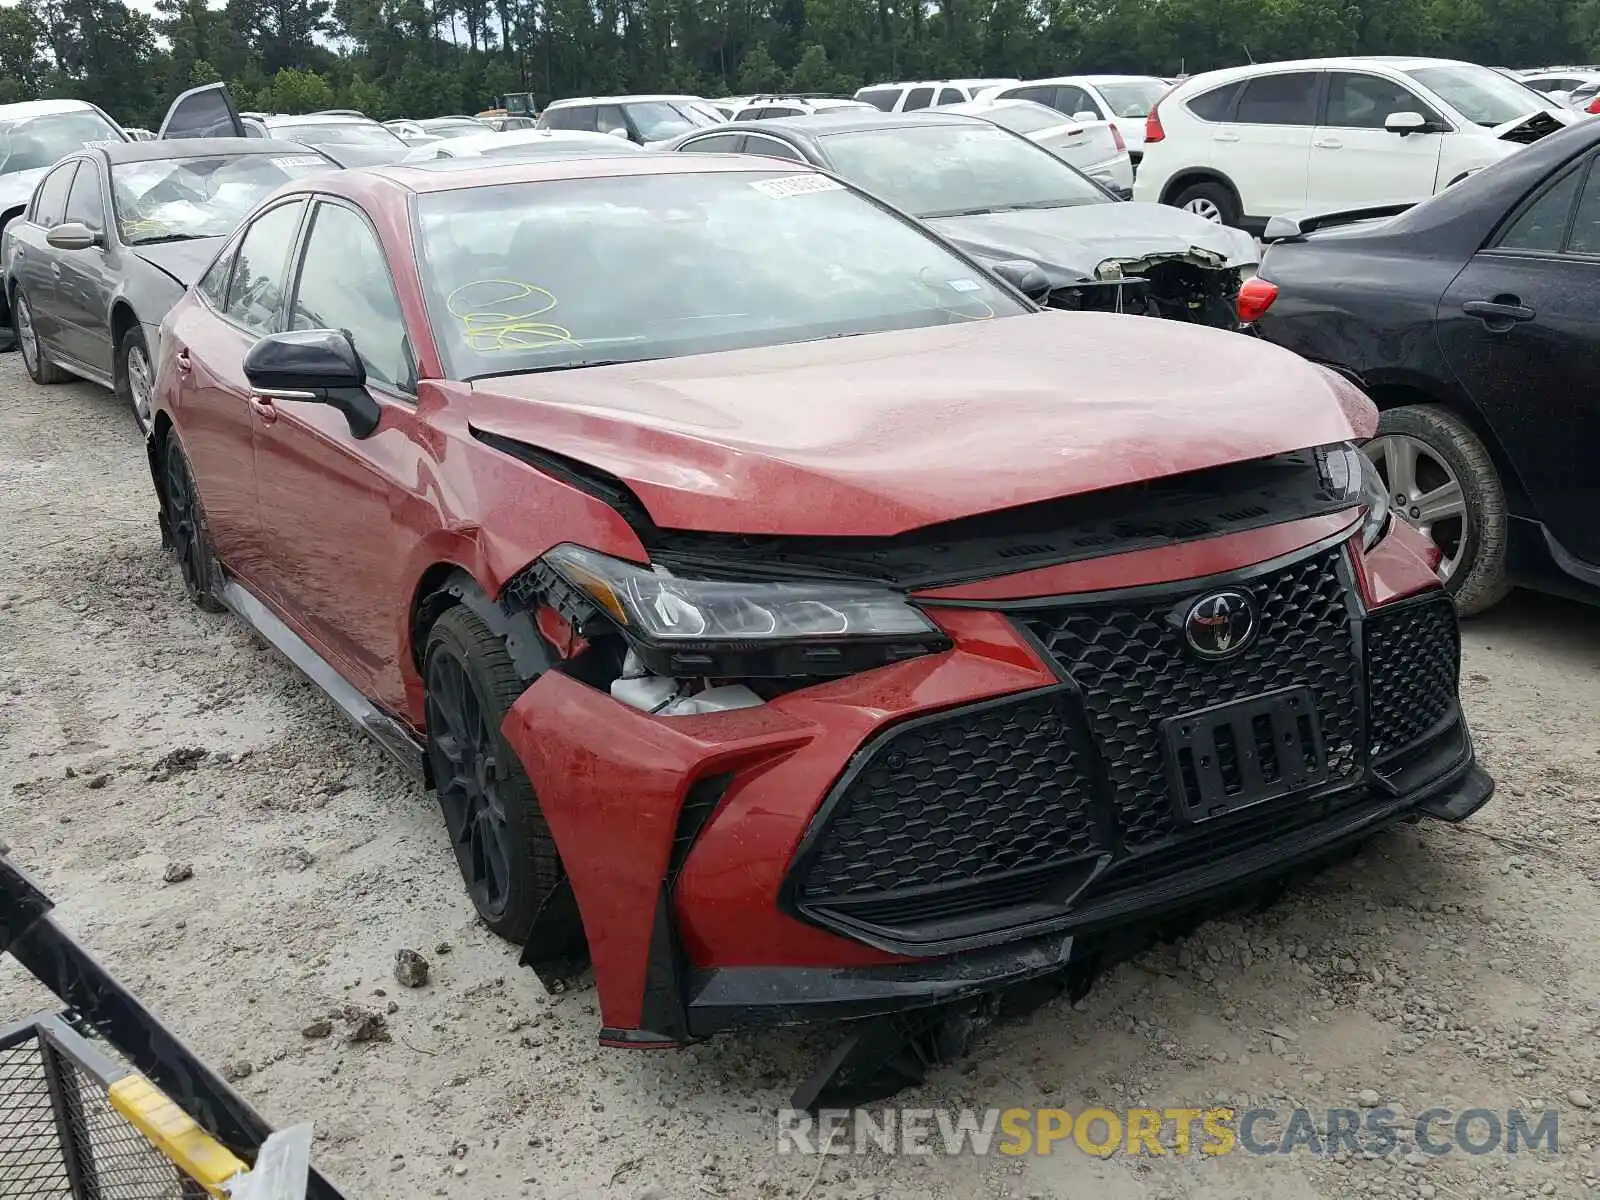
[1182, 589, 1258, 660]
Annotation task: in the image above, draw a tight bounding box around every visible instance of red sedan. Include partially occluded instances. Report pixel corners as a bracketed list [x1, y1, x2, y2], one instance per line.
[148, 153, 1491, 1105]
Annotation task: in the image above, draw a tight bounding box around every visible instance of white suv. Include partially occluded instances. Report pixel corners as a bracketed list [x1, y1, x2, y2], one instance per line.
[1132, 57, 1576, 226]
[852, 79, 1020, 112]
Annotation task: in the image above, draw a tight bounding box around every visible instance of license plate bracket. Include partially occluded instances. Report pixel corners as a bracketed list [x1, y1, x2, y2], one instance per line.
[1161, 686, 1329, 822]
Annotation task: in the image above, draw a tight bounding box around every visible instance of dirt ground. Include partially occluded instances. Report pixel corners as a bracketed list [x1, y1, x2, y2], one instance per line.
[3, 355, 1600, 1200]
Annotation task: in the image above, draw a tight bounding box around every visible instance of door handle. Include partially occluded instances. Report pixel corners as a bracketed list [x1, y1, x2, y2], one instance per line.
[1314, 136, 1343, 149]
[175, 348, 192, 374]
[1215, 131, 1240, 142]
[1463, 297, 1535, 324]
[248, 395, 278, 424]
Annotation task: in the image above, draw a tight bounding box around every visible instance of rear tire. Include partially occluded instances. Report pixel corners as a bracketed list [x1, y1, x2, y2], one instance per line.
[1366, 404, 1511, 616]
[424, 604, 569, 942]
[13, 288, 67, 384]
[1169, 179, 1242, 227]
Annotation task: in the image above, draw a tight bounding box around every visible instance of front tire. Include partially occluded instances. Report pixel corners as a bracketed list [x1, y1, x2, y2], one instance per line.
[161, 433, 226, 613]
[1364, 404, 1511, 616]
[13, 288, 67, 384]
[424, 604, 567, 942]
[1170, 179, 1242, 226]
[118, 326, 156, 436]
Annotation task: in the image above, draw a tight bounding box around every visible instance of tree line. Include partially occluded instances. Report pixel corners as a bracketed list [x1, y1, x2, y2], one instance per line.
[1, 0, 1595, 130]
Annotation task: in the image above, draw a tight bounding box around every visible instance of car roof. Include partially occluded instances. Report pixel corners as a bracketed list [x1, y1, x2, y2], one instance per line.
[713, 109, 988, 138]
[91, 137, 322, 165]
[265, 113, 381, 126]
[999, 74, 1165, 86]
[544, 94, 702, 108]
[0, 99, 107, 120]
[1167, 55, 1486, 94]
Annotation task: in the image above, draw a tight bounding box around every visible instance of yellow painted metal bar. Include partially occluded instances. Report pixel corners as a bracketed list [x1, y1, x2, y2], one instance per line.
[106, 1074, 249, 1197]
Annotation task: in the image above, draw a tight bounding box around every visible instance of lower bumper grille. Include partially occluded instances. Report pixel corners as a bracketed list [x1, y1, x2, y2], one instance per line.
[787, 543, 1468, 954]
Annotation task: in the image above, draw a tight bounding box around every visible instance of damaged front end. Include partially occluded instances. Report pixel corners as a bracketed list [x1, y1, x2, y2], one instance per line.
[1049, 248, 1242, 328]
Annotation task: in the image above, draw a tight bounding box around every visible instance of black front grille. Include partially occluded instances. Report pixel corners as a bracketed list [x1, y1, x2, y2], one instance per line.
[1365, 596, 1460, 761]
[796, 690, 1101, 906]
[1017, 547, 1363, 847]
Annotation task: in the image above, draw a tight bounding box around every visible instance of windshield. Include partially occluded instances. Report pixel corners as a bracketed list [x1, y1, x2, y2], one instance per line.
[112, 153, 331, 244]
[274, 121, 403, 146]
[980, 102, 1070, 135]
[1405, 65, 1551, 127]
[818, 123, 1109, 217]
[0, 110, 122, 176]
[626, 101, 714, 141]
[423, 121, 486, 139]
[1093, 80, 1168, 119]
[414, 171, 1024, 379]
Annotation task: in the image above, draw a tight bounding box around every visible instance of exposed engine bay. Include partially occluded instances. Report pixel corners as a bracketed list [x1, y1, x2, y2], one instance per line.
[1049, 251, 1243, 328]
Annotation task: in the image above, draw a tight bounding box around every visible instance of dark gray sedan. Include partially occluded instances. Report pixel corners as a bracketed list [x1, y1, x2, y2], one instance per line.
[1, 137, 338, 432]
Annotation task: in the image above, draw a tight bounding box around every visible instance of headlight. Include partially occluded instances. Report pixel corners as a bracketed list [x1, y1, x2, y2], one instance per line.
[1317, 442, 1390, 548]
[541, 544, 951, 677]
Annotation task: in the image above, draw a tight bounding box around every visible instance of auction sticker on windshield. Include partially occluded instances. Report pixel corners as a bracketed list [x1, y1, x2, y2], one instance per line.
[272, 156, 328, 169]
[749, 175, 845, 199]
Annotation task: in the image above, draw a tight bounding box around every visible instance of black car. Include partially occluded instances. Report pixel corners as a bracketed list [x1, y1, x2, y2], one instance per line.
[659, 110, 1261, 328]
[1, 137, 338, 432]
[1249, 118, 1600, 614]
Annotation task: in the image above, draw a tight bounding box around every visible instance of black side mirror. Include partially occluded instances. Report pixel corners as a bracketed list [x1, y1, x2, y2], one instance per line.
[990, 258, 1053, 303]
[242, 328, 382, 439]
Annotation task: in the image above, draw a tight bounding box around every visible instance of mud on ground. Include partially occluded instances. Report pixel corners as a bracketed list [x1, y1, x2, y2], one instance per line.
[3, 356, 1600, 1200]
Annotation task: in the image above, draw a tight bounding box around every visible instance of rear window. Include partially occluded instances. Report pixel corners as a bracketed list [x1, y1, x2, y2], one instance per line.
[0, 110, 123, 176]
[1233, 72, 1320, 125]
[981, 103, 1066, 135]
[275, 121, 402, 146]
[413, 171, 1025, 380]
[1095, 80, 1168, 119]
[1186, 81, 1240, 121]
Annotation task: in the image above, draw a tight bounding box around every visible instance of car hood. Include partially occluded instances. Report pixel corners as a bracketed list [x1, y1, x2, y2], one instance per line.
[464, 311, 1374, 537]
[924, 203, 1259, 286]
[0, 167, 46, 213]
[129, 236, 225, 288]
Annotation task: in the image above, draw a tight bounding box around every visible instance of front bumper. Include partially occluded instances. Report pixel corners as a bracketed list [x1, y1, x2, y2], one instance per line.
[501, 527, 1488, 1043]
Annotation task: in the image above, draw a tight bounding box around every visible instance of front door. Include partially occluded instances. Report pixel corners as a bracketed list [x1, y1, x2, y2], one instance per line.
[1311, 72, 1446, 206]
[1437, 150, 1600, 566]
[169, 198, 309, 575]
[53, 158, 115, 376]
[251, 197, 423, 711]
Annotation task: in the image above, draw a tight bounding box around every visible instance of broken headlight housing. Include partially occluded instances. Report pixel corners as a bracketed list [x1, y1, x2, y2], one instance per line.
[1317, 442, 1391, 549]
[540, 544, 952, 678]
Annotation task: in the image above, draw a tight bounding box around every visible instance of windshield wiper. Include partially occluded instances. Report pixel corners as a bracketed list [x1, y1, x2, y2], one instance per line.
[472, 358, 651, 380]
[920, 200, 1078, 219]
[131, 234, 201, 245]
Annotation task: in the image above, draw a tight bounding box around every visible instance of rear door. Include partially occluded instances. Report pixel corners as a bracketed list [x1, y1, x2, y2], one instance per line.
[168, 197, 309, 576]
[1212, 70, 1321, 217]
[1437, 151, 1600, 566]
[252, 197, 423, 706]
[158, 82, 247, 139]
[9, 160, 77, 354]
[1311, 72, 1445, 205]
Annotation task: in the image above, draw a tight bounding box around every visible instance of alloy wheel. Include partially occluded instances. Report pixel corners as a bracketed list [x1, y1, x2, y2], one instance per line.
[127, 344, 155, 434]
[163, 438, 209, 599]
[1364, 433, 1470, 582]
[15, 294, 37, 374]
[1184, 197, 1223, 223]
[426, 650, 513, 919]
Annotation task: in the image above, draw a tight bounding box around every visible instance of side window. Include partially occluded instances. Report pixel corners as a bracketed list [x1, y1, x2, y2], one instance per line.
[290, 202, 413, 393]
[1325, 73, 1440, 129]
[936, 87, 964, 106]
[197, 237, 239, 309]
[679, 133, 744, 154]
[224, 200, 307, 334]
[594, 105, 628, 135]
[1564, 161, 1600, 255]
[1186, 81, 1241, 122]
[544, 106, 594, 132]
[744, 135, 805, 162]
[856, 89, 899, 112]
[31, 163, 77, 226]
[1495, 164, 1583, 253]
[902, 87, 935, 111]
[1055, 86, 1097, 117]
[1233, 72, 1320, 125]
[1014, 85, 1057, 107]
[63, 161, 105, 229]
